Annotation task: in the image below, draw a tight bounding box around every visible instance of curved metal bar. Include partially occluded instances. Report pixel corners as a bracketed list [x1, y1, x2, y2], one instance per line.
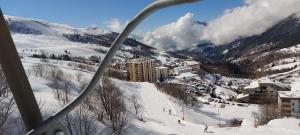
[26, 0, 200, 134]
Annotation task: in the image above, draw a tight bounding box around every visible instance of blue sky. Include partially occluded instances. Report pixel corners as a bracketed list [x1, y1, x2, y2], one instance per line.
[0, 0, 243, 31]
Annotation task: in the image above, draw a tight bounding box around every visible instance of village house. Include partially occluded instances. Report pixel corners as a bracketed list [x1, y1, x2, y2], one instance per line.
[237, 78, 291, 104]
[175, 72, 199, 81]
[278, 91, 300, 118]
[173, 66, 192, 75]
[183, 60, 200, 72]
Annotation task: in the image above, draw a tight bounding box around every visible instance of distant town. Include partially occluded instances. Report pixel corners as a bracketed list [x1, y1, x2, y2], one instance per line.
[108, 56, 300, 119]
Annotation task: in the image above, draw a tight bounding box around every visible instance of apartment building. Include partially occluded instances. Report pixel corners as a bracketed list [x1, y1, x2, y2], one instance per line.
[278, 91, 300, 118]
[155, 66, 168, 82]
[127, 58, 156, 82]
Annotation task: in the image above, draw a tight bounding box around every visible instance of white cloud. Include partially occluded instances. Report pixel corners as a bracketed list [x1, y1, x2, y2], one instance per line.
[144, 0, 300, 50]
[104, 18, 128, 32]
[202, 0, 300, 45]
[143, 13, 204, 51]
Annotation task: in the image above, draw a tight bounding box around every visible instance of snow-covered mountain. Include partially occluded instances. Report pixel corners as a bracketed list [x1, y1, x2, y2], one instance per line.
[177, 11, 300, 78]
[6, 15, 109, 36]
[5, 15, 181, 64]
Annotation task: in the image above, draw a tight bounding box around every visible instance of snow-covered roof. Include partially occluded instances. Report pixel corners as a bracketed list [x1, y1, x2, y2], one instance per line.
[244, 78, 290, 90]
[237, 94, 249, 99]
[184, 60, 199, 66]
[278, 91, 300, 99]
[174, 66, 192, 70]
[175, 72, 198, 79]
[244, 81, 259, 89]
[259, 78, 290, 89]
[291, 81, 300, 91]
[128, 58, 155, 63]
[197, 97, 209, 103]
[157, 66, 168, 70]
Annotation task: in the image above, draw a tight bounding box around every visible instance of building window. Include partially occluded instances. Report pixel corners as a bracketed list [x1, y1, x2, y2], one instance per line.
[292, 103, 295, 106]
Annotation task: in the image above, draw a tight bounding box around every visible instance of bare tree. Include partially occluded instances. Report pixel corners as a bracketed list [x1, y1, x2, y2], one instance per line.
[94, 76, 122, 120]
[93, 76, 132, 135]
[47, 66, 64, 81]
[48, 66, 64, 100]
[40, 50, 49, 63]
[0, 68, 15, 135]
[72, 105, 97, 135]
[52, 73, 96, 135]
[75, 71, 83, 83]
[156, 83, 197, 106]
[131, 94, 141, 115]
[32, 63, 46, 77]
[111, 111, 132, 135]
[62, 75, 72, 104]
[60, 94, 96, 135]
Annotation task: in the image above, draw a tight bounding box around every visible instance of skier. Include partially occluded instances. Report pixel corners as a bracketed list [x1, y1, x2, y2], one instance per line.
[169, 109, 171, 115]
[203, 124, 208, 133]
[163, 107, 165, 112]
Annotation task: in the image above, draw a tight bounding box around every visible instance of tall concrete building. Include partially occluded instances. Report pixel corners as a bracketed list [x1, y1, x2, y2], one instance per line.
[155, 66, 168, 82]
[127, 58, 156, 82]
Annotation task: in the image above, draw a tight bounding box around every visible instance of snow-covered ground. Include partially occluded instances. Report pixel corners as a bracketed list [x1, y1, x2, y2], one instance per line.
[114, 80, 300, 135]
[19, 57, 299, 135]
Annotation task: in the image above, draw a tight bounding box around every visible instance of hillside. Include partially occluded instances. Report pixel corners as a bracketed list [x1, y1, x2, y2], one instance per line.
[5, 15, 182, 64]
[177, 12, 300, 78]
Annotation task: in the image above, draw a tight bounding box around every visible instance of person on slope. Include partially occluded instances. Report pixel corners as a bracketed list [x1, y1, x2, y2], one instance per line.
[203, 124, 208, 133]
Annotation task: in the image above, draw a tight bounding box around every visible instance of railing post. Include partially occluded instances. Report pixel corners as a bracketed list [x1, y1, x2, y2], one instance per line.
[0, 9, 44, 132]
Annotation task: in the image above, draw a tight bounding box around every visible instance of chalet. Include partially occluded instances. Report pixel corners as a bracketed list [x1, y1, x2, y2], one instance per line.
[183, 60, 200, 71]
[175, 72, 199, 81]
[173, 66, 192, 75]
[237, 78, 291, 104]
[278, 91, 300, 118]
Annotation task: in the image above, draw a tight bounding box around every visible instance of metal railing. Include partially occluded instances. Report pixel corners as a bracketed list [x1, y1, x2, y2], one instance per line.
[0, 0, 200, 134]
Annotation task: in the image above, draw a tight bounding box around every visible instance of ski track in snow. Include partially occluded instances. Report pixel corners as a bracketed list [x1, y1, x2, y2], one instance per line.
[136, 82, 203, 135]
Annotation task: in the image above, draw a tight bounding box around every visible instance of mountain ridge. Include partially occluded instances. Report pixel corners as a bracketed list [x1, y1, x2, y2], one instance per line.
[176, 11, 300, 78]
